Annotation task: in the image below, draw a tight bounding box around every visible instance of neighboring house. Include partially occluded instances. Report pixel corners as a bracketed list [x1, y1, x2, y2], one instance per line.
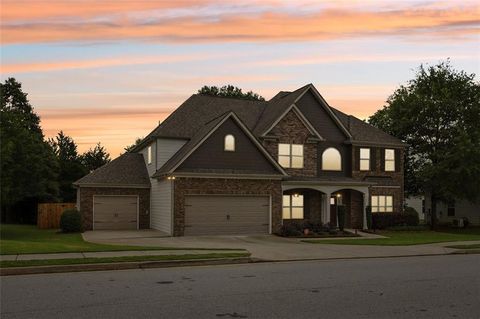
[74, 84, 406, 236]
[407, 196, 480, 226]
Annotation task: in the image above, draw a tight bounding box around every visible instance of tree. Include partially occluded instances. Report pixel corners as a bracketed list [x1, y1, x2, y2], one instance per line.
[49, 131, 87, 202]
[198, 85, 265, 101]
[369, 61, 480, 228]
[1, 78, 59, 223]
[81, 142, 111, 172]
[124, 137, 143, 153]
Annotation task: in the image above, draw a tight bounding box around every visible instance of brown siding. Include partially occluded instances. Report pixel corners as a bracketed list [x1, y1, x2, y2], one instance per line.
[79, 187, 150, 231]
[295, 90, 348, 141]
[178, 117, 279, 173]
[262, 110, 318, 177]
[173, 178, 282, 236]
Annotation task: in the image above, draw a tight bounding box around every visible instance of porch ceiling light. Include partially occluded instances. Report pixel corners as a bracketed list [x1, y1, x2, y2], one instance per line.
[167, 176, 176, 180]
[336, 194, 342, 198]
[293, 193, 300, 197]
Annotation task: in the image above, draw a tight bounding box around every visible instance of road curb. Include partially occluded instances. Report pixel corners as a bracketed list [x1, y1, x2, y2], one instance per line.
[0, 257, 253, 276]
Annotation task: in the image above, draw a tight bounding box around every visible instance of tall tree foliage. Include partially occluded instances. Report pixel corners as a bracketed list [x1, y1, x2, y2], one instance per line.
[0, 78, 59, 222]
[369, 61, 480, 227]
[124, 137, 143, 153]
[49, 131, 87, 202]
[81, 142, 111, 172]
[198, 85, 265, 101]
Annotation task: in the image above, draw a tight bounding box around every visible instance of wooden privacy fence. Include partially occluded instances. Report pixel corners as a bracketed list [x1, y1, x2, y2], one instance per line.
[37, 203, 76, 229]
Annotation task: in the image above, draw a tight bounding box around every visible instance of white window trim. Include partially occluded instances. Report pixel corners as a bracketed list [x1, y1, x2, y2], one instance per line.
[224, 134, 235, 152]
[147, 146, 152, 165]
[282, 194, 304, 219]
[278, 143, 304, 169]
[384, 149, 395, 172]
[360, 148, 370, 171]
[371, 195, 393, 213]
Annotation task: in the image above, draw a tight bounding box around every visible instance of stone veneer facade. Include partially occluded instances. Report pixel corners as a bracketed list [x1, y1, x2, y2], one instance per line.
[173, 177, 282, 236]
[78, 187, 150, 231]
[262, 110, 318, 177]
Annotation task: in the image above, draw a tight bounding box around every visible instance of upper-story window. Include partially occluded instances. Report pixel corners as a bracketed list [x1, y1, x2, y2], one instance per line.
[147, 145, 152, 165]
[322, 147, 341, 171]
[224, 134, 235, 151]
[360, 148, 370, 171]
[278, 144, 303, 168]
[385, 149, 395, 171]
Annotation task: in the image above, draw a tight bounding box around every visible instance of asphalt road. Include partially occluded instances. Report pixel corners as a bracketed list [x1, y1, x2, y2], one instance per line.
[1, 255, 479, 319]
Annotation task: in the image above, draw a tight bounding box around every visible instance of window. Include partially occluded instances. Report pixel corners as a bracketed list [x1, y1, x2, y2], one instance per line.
[447, 201, 455, 216]
[224, 134, 235, 151]
[360, 148, 370, 171]
[147, 146, 152, 165]
[322, 147, 341, 171]
[385, 149, 395, 171]
[278, 144, 303, 168]
[282, 194, 304, 219]
[371, 195, 393, 212]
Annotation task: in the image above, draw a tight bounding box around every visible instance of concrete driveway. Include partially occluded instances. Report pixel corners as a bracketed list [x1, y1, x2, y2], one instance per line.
[82, 230, 472, 261]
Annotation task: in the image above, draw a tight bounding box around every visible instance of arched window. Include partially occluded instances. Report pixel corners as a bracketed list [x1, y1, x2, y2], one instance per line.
[322, 147, 341, 171]
[224, 134, 235, 151]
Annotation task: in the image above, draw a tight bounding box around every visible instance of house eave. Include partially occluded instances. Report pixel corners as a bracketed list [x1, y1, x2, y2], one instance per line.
[74, 183, 151, 189]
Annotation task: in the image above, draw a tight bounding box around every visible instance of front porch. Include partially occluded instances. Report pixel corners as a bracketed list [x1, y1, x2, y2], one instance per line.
[282, 180, 371, 230]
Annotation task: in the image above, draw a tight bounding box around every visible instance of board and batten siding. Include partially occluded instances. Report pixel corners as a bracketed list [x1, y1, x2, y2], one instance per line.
[138, 138, 187, 234]
[150, 178, 173, 234]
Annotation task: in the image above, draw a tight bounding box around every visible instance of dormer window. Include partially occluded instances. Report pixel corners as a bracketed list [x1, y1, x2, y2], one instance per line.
[322, 147, 341, 171]
[224, 134, 235, 151]
[385, 149, 395, 171]
[147, 146, 152, 165]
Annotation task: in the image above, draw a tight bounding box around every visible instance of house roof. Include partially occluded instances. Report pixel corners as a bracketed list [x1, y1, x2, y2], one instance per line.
[74, 153, 150, 188]
[153, 111, 287, 177]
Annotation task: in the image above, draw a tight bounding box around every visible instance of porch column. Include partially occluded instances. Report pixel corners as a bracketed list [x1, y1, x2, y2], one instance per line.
[323, 192, 331, 225]
[362, 193, 368, 230]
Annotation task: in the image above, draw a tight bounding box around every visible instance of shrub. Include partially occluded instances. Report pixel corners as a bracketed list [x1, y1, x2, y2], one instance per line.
[404, 206, 420, 226]
[337, 205, 346, 231]
[366, 205, 372, 229]
[60, 209, 82, 233]
[372, 210, 420, 230]
[277, 221, 302, 236]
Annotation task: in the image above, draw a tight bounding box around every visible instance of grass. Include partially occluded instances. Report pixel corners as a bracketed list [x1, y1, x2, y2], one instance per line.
[0, 225, 240, 255]
[302, 228, 480, 246]
[445, 243, 480, 249]
[0, 252, 250, 268]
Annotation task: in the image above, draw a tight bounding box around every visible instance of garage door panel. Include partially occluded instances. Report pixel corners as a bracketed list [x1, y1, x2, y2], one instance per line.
[93, 196, 138, 230]
[184, 195, 270, 236]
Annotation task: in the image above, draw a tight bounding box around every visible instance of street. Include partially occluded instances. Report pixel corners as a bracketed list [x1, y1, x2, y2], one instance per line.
[1, 255, 479, 319]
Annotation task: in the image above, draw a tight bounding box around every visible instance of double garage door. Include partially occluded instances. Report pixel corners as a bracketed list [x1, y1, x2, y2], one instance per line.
[184, 195, 270, 236]
[93, 196, 138, 230]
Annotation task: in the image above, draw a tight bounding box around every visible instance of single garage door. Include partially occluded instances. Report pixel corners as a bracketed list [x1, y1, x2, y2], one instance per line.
[184, 195, 270, 236]
[93, 196, 138, 230]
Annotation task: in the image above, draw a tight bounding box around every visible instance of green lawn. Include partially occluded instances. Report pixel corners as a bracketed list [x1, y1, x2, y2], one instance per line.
[302, 228, 480, 246]
[0, 252, 250, 268]
[0, 224, 239, 255]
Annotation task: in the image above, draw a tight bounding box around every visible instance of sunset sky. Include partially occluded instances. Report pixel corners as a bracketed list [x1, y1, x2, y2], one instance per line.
[1, 0, 479, 157]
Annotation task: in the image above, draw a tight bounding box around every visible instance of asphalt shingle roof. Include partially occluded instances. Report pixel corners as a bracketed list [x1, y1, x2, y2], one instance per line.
[74, 153, 150, 187]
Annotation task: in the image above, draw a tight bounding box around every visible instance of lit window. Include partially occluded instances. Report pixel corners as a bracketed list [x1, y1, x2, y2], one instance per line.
[282, 194, 304, 219]
[371, 195, 393, 213]
[147, 146, 152, 165]
[322, 147, 341, 171]
[360, 148, 370, 171]
[385, 149, 395, 171]
[224, 134, 235, 151]
[278, 144, 303, 168]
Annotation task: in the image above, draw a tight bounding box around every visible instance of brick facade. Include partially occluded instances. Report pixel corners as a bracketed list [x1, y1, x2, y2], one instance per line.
[173, 178, 282, 236]
[78, 187, 150, 231]
[262, 110, 318, 177]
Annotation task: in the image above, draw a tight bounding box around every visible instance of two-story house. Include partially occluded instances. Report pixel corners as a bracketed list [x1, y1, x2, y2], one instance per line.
[74, 84, 405, 236]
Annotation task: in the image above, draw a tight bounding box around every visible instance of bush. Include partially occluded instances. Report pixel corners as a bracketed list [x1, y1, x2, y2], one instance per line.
[337, 205, 346, 231]
[404, 206, 420, 226]
[366, 205, 372, 229]
[277, 221, 302, 236]
[60, 209, 82, 232]
[372, 211, 419, 230]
